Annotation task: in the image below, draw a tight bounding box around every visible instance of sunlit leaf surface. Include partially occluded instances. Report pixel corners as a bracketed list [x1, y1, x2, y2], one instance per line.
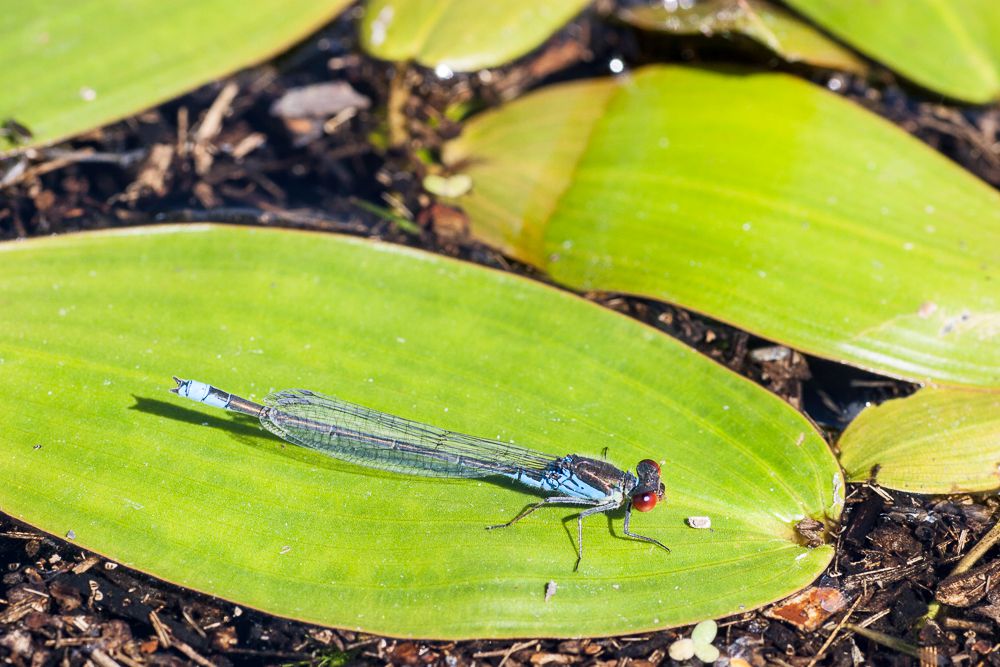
[618, 0, 866, 74]
[839, 389, 1000, 494]
[443, 66, 1000, 388]
[0, 225, 841, 637]
[359, 0, 591, 71]
[785, 0, 1000, 103]
[0, 0, 351, 151]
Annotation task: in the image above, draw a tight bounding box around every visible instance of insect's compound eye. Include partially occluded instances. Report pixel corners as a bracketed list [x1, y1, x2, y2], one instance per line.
[631, 490, 658, 512]
[638, 458, 660, 474]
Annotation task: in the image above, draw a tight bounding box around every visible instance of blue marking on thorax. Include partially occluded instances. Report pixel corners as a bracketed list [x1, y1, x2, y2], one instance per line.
[505, 456, 612, 501]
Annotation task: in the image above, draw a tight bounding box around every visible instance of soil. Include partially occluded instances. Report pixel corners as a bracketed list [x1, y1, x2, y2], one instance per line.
[2, 3, 999, 666]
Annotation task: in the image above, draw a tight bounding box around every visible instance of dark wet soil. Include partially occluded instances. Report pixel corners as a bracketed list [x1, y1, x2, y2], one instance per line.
[2, 3, 999, 666]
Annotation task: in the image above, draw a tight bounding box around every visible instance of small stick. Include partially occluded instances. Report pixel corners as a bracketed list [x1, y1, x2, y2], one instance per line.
[195, 82, 239, 143]
[845, 623, 920, 659]
[950, 515, 1000, 576]
[806, 594, 864, 667]
[149, 610, 172, 648]
[89, 649, 122, 667]
[921, 513, 1000, 625]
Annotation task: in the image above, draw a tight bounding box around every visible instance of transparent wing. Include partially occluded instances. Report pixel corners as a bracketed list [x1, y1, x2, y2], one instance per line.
[261, 389, 557, 479]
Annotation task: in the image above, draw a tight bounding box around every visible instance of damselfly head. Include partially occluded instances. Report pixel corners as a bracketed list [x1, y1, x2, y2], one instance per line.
[635, 458, 662, 489]
[631, 458, 665, 512]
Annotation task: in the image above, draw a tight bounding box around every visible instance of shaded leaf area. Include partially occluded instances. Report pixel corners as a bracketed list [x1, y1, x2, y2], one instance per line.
[784, 0, 1000, 103]
[839, 389, 1000, 494]
[0, 226, 841, 638]
[617, 0, 866, 74]
[360, 0, 591, 71]
[443, 66, 1000, 388]
[0, 0, 351, 151]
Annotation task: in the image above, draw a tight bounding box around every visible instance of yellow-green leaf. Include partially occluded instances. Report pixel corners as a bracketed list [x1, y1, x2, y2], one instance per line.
[839, 388, 1000, 494]
[0, 0, 351, 152]
[0, 225, 841, 638]
[618, 0, 866, 74]
[359, 0, 591, 71]
[442, 66, 1000, 388]
[784, 0, 1000, 103]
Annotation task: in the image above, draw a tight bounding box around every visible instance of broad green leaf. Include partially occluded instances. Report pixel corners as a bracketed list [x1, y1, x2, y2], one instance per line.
[618, 0, 866, 74]
[359, 0, 591, 71]
[0, 225, 841, 638]
[442, 66, 1000, 388]
[784, 0, 1000, 103]
[839, 388, 1000, 494]
[0, 0, 351, 152]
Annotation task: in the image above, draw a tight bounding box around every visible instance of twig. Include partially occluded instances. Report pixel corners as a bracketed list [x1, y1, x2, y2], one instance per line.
[1, 149, 145, 188]
[193, 81, 239, 175]
[172, 639, 216, 667]
[181, 606, 208, 638]
[110, 651, 145, 667]
[149, 611, 172, 648]
[951, 514, 1000, 576]
[473, 640, 536, 660]
[921, 512, 1000, 625]
[855, 608, 890, 628]
[344, 637, 380, 651]
[149, 610, 215, 667]
[806, 594, 864, 667]
[89, 649, 122, 667]
[195, 82, 239, 144]
[845, 623, 920, 659]
[0, 531, 42, 539]
[942, 617, 994, 634]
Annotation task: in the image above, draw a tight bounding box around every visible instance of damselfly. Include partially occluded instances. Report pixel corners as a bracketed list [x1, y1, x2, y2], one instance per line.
[171, 377, 669, 561]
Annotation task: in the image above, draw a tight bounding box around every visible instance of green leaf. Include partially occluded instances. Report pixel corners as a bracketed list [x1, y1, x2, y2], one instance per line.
[784, 0, 1000, 103]
[0, 0, 351, 152]
[838, 388, 1000, 494]
[359, 0, 591, 71]
[617, 0, 867, 74]
[0, 225, 841, 638]
[442, 66, 1000, 388]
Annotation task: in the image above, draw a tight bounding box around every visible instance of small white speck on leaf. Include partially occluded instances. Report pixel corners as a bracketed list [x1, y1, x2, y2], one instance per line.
[686, 516, 712, 529]
[544, 580, 557, 602]
[369, 6, 393, 46]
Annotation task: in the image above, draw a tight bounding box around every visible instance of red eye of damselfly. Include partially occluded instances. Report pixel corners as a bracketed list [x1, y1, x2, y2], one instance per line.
[632, 491, 658, 512]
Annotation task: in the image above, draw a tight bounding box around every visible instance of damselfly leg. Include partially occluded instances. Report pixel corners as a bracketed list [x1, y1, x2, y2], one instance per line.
[623, 500, 671, 553]
[488, 496, 623, 565]
[486, 496, 603, 532]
